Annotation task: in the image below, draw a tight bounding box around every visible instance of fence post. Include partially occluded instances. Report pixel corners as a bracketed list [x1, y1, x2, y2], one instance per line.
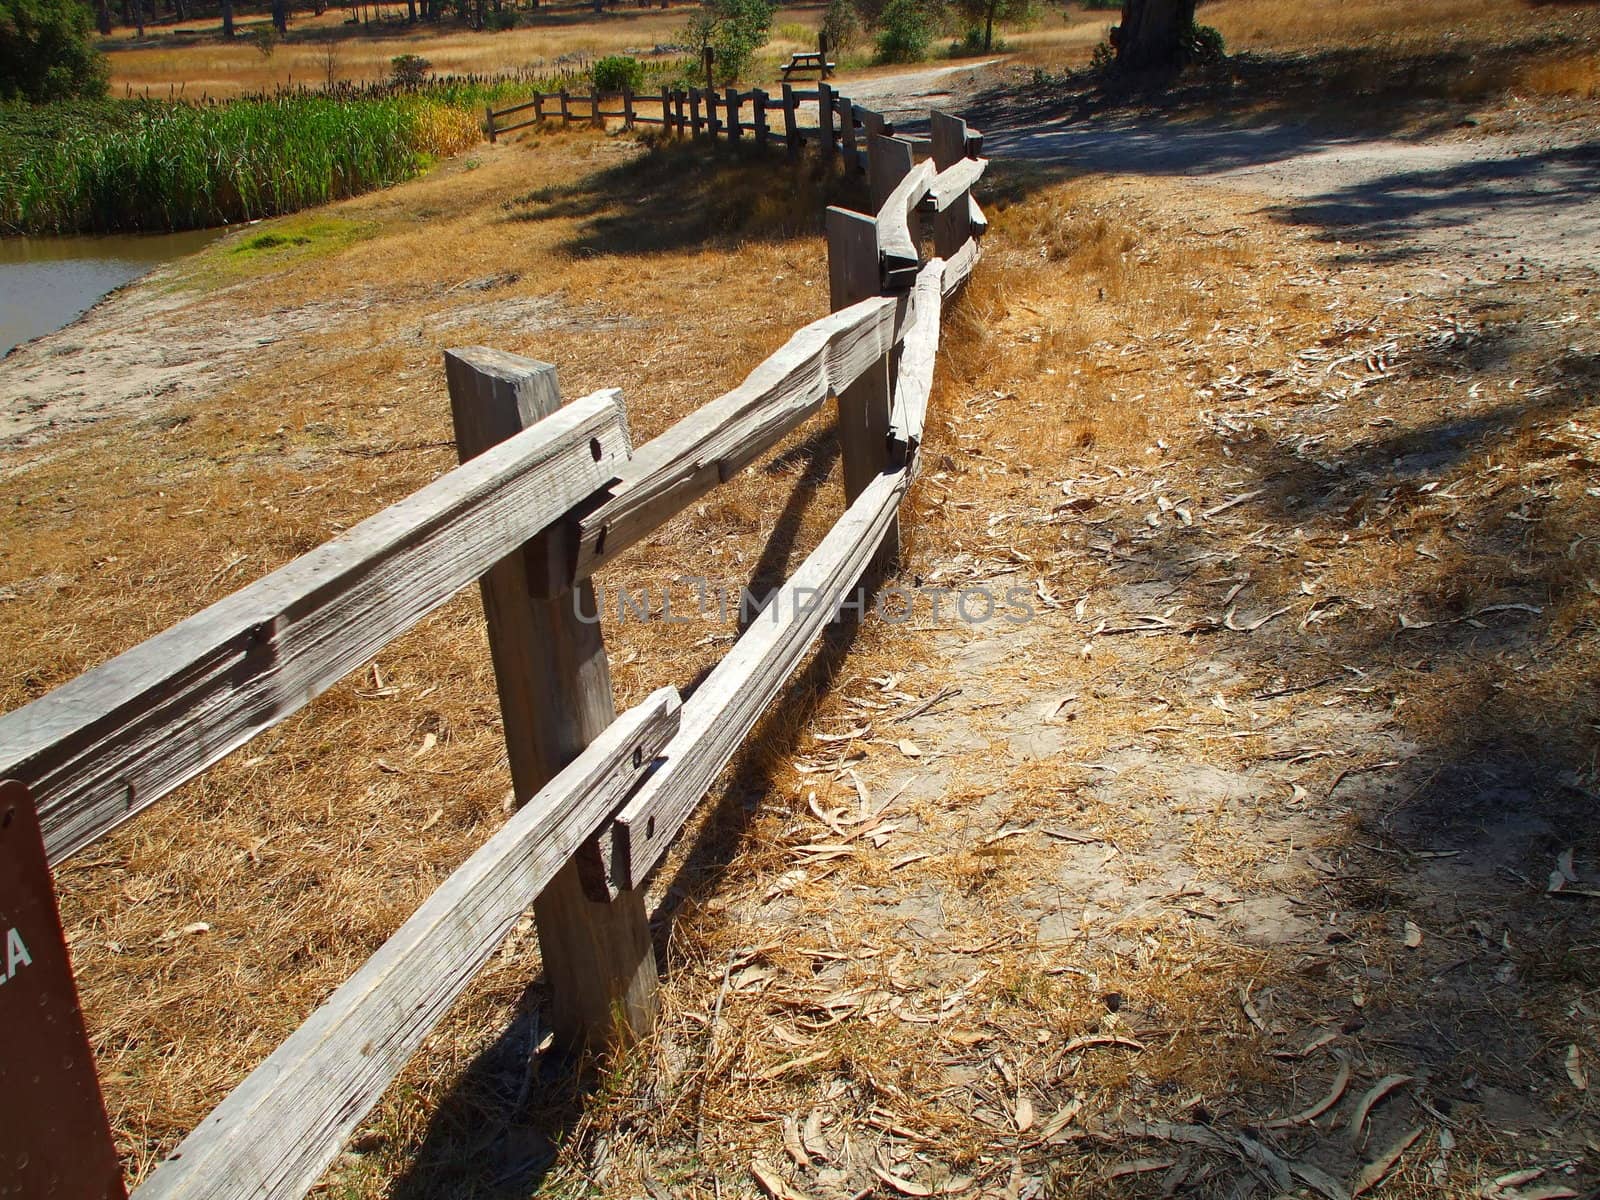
[781, 82, 799, 157]
[818, 81, 835, 163]
[534, 91, 544, 123]
[725, 86, 739, 144]
[838, 94, 858, 173]
[930, 110, 973, 258]
[753, 88, 769, 150]
[825, 208, 899, 565]
[690, 88, 703, 136]
[622, 86, 634, 130]
[674, 88, 687, 135]
[559, 89, 570, 125]
[591, 86, 603, 129]
[444, 349, 659, 1051]
[486, 103, 496, 143]
[705, 88, 721, 138]
[659, 84, 669, 133]
[869, 132, 915, 221]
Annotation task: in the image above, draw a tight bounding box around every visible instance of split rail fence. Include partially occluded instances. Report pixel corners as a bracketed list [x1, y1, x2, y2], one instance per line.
[0, 101, 989, 1200]
[485, 76, 978, 181]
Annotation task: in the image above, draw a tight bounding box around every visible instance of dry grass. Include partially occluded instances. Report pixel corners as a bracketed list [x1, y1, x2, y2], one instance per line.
[1520, 49, 1600, 97]
[102, 3, 825, 98]
[15, 133, 1600, 1200]
[0, 127, 873, 1189]
[1011, 0, 1600, 116]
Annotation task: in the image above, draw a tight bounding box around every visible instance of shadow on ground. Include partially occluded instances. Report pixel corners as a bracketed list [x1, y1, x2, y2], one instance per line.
[389, 416, 867, 1198]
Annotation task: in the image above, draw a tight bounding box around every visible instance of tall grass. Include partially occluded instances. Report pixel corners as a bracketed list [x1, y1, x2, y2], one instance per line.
[0, 94, 480, 235]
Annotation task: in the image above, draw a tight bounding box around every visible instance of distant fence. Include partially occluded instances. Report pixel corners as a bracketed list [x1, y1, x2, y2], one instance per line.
[485, 78, 975, 173]
[0, 101, 988, 1200]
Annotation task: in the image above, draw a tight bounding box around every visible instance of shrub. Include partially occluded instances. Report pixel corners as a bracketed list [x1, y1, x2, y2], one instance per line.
[252, 25, 278, 57]
[950, 25, 1004, 56]
[875, 0, 938, 64]
[1190, 22, 1225, 63]
[684, 0, 775, 83]
[0, 0, 109, 102]
[593, 53, 645, 91]
[487, 7, 518, 30]
[390, 53, 431, 87]
[821, 0, 861, 52]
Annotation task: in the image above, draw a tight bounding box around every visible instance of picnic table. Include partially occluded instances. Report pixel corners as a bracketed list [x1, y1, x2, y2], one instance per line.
[780, 50, 836, 81]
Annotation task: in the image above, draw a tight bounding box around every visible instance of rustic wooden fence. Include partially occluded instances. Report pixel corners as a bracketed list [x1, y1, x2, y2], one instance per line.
[0, 104, 988, 1200]
[485, 77, 979, 176]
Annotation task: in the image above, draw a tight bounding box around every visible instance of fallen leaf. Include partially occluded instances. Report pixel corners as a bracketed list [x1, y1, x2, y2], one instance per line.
[1063, 1034, 1145, 1054]
[1015, 1094, 1035, 1132]
[1103, 1159, 1174, 1180]
[1567, 1044, 1587, 1091]
[1557, 847, 1579, 884]
[814, 726, 869, 743]
[1347, 1074, 1412, 1143]
[782, 1116, 810, 1168]
[1033, 1098, 1082, 1142]
[802, 1109, 830, 1162]
[410, 732, 436, 759]
[1404, 920, 1423, 948]
[1265, 1058, 1351, 1128]
[898, 739, 924, 758]
[751, 1159, 812, 1200]
[1351, 1126, 1423, 1196]
[870, 1164, 936, 1196]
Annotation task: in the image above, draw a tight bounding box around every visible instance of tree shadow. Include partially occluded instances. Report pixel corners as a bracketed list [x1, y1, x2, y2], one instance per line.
[1015, 277, 1600, 1189]
[501, 138, 869, 258]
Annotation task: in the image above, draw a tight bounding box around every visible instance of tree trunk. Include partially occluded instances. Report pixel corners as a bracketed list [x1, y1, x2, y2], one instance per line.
[221, 0, 233, 36]
[983, 0, 994, 50]
[272, 0, 288, 32]
[1115, 0, 1195, 70]
[96, 0, 112, 34]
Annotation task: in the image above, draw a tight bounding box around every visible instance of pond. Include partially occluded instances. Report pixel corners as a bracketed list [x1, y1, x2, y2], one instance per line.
[0, 229, 224, 359]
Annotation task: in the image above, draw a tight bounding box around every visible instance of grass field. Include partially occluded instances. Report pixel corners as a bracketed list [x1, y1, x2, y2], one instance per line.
[102, 2, 829, 97]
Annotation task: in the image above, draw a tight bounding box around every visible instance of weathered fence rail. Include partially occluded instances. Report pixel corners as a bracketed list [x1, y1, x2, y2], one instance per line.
[0, 99, 989, 1200]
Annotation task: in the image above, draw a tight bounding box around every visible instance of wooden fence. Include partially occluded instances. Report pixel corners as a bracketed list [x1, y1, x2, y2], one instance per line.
[484, 78, 981, 176]
[0, 103, 988, 1200]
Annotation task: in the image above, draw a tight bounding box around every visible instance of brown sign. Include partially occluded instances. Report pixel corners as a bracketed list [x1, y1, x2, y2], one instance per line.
[0, 779, 126, 1199]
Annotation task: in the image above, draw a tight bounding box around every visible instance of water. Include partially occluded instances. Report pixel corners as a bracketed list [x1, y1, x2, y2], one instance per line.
[0, 229, 224, 359]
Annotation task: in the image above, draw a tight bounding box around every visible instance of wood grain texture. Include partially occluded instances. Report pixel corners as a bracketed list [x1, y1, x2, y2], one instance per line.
[869, 134, 914, 215]
[573, 294, 897, 581]
[131, 689, 681, 1200]
[929, 109, 967, 171]
[876, 156, 935, 287]
[888, 259, 944, 457]
[925, 157, 987, 212]
[446, 349, 658, 1051]
[605, 469, 909, 891]
[941, 236, 982, 297]
[0, 389, 628, 865]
